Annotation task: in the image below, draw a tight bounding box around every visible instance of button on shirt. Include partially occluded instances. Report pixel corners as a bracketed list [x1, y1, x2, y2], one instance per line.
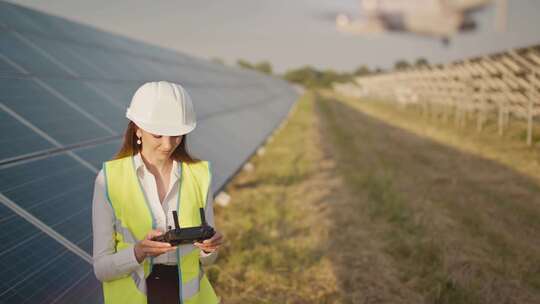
[92, 153, 217, 282]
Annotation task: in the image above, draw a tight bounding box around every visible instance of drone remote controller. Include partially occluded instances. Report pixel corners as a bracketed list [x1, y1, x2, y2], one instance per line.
[151, 208, 215, 246]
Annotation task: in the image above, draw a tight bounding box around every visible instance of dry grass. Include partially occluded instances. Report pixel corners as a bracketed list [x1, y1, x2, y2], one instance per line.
[329, 92, 540, 184]
[317, 91, 540, 303]
[209, 92, 342, 303]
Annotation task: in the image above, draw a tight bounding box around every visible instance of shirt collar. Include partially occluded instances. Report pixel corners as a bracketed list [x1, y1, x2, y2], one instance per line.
[133, 153, 181, 178]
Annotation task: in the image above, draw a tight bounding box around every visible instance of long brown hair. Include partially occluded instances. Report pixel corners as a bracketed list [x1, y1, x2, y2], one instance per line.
[113, 121, 199, 163]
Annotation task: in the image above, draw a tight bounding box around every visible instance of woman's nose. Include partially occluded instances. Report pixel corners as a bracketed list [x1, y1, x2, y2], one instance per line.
[161, 137, 175, 150]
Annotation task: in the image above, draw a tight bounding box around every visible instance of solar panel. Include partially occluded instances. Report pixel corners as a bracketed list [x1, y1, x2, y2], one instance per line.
[0, 154, 96, 253]
[0, 204, 101, 304]
[0, 108, 54, 160]
[0, 78, 114, 144]
[73, 140, 123, 169]
[0, 56, 20, 75]
[0, 30, 72, 77]
[26, 38, 108, 79]
[88, 81, 140, 109]
[39, 78, 127, 132]
[0, 2, 46, 34]
[0, 1, 298, 303]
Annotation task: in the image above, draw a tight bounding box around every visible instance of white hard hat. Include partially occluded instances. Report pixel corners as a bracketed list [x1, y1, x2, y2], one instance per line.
[126, 81, 196, 136]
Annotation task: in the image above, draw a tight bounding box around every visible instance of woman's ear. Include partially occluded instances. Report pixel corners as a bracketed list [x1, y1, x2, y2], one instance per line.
[136, 128, 142, 138]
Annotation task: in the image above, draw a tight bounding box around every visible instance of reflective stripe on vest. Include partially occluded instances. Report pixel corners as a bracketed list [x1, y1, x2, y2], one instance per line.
[102, 156, 219, 304]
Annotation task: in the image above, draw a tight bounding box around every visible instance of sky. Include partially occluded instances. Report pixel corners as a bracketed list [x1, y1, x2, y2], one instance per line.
[7, 0, 540, 73]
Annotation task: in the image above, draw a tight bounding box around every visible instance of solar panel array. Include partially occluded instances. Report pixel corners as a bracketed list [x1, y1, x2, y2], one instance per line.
[335, 44, 540, 145]
[0, 1, 298, 303]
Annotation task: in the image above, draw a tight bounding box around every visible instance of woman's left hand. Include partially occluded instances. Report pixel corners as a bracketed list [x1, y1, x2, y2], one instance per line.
[194, 231, 223, 253]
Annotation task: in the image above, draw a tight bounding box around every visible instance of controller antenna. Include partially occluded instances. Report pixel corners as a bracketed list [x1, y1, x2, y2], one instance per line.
[199, 208, 207, 225]
[172, 210, 180, 229]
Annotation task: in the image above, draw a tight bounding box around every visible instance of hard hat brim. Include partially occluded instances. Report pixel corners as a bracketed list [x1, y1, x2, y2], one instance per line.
[128, 115, 196, 136]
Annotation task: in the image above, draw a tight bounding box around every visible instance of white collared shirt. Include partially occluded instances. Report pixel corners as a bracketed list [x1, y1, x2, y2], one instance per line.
[92, 153, 217, 282]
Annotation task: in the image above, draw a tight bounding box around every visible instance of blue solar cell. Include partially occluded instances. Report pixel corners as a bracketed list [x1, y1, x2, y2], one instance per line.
[73, 140, 122, 169]
[187, 132, 232, 194]
[0, 204, 102, 304]
[113, 53, 162, 80]
[0, 2, 47, 35]
[0, 154, 96, 254]
[40, 78, 127, 133]
[71, 46, 148, 81]
[89, 81, 140, 108]
[52, 270, 104, 304]
[8, 2, 112, 53]
[21, 34, 107, 79]
[135, 57, 168, 80]
[0, 77, 113, 145]
[0, 30, 71, 77]
[0, 108, 54, 161]
[190, 118, 250, 192]
[184, 87, 221, 117]
[0, 56, 22, 74]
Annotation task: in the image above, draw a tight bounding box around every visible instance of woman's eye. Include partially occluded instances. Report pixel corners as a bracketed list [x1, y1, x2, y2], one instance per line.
[152, 135, 162, 139]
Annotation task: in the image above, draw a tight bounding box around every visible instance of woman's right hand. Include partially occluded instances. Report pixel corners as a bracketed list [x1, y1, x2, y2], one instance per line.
[134, 230, 176, 264]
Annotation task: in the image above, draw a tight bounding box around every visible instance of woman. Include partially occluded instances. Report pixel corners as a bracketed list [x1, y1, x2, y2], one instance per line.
[92, 81, 223, 304]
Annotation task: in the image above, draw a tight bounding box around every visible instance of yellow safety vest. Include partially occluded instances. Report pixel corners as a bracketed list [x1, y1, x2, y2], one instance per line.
[101, 156, 218, 304]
